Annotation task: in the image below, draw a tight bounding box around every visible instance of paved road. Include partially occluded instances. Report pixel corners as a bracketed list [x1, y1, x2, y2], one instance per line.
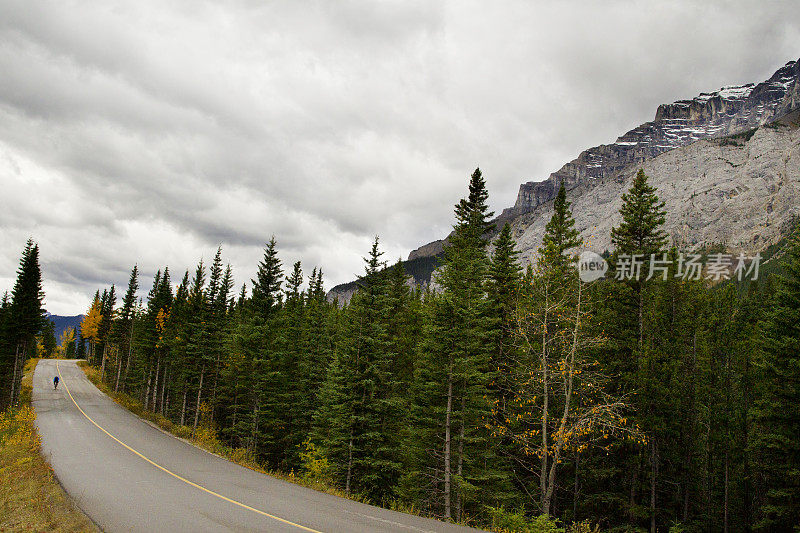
[33, 359, 482, 533]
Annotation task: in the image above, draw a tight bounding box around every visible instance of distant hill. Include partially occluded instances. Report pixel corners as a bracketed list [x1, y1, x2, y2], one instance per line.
[46, 313, 83, 342]
[328, 254, 441, 304]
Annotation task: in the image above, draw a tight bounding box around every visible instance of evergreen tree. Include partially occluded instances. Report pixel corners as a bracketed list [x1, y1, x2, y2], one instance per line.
[40, 319, 57, 358]
[3, 239, 45, 408]
[252, 237, 283, 317]
[540, 184, 581, 269]
[610, 169, 667, 257]
[313, 238, 403, 502]
[112, 266, 139, 392]
[98, 285, 117, 379]
[750, 236, 800, 530]
[487, 223, 523, 401]
[606, 170, 668, 531]
[455, 167, 495, 239]
[406, 169, 510, 520]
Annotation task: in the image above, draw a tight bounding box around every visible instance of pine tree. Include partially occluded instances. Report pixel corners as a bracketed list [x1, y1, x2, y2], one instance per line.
[98, 285, 117, 380]
[750, 235, 800, 530]
[487, 223, 523, 405]
[607, 169, 668, 531]
[313, 238, 403, 502]
[113, 266, 139, 392]
[3, 239, 45, 408]
[295, 267, 334, 464]
[40, 319, 57, 358]
[540, 184, 581, 270]
[406, 169, 508, 520]
[252, 237, 283, 317]
[278, 260, 306, 469]
[186, 260, 210, 433]
[227, 239, 284, 461]
[455, 167, 495, 239]
[0, 292, 13, 389]
[610, 169, 667, 258]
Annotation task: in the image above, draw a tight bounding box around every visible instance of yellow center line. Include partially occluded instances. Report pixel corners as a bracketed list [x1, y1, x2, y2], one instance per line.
[56, 360, 323, 533]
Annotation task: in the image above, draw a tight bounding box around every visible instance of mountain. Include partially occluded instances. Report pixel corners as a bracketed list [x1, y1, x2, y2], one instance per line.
[500, 59, 799, 220]
[46, 313, 83, 343]
[329, 58, 800, 302]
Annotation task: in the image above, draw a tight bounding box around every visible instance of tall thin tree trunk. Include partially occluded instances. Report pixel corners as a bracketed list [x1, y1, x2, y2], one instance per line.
[573, 452, 580, 522]
[544, 281, 582, 516]
[192, 365, 205, 434]
[650, 441, 657, 533]
[231, 373, 239, 445]
[122, 320, 134, 393]
[250, 397, 260, 453]
[724, 351, 731, 533]
[144, 366, 152, 410]
[346, 427, 354, 495]
[456, 396, 465, 523]
[444, 373, 453, 520]
[115, 346, 124, 392]
[9, 343, 21, 407]
[180, 387, 188, 427]
[100, 344, 108, 382]
[160, 366, 168, 416]
[151, 358, 160, 413]
[684, 328, 698, 523]
[724, 449, 729, 533]
[211, 351, 221, 423]
[743, 343, 752, 532]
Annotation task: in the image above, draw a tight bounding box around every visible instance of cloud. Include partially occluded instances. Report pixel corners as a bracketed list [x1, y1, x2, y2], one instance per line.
[0, 0, 797, 313]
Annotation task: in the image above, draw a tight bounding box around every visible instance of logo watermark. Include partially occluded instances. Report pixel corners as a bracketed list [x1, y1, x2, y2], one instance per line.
[576, 252, 761, 283]
[578, 251, 608, 282]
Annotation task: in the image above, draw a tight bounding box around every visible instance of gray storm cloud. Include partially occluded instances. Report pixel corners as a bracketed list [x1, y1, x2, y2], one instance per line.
[0, 0, 798, 314]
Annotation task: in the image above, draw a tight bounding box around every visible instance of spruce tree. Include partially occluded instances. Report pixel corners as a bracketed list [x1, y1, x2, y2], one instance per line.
[611, 169, 667, 257]
[113, 266, 139, 392]
[540, 184, 581, 269]
[406, 169, 510, 519]
[487, 222, 523, 380]
[607, 169, 668, 530]
[313, 238, 403, 502]
[40, 319, 57, 358]
[4, 239, 45, 407]
[750, 236, 800, 530]
[251, 237, 283, 317]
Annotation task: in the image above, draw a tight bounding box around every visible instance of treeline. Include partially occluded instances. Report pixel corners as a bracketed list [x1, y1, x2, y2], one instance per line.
[0, 240, 46, 410]
[0, 239, 80, 410]
[79, 169, 799, 532]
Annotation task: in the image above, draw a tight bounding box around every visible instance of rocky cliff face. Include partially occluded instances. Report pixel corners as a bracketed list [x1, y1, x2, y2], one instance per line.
[331, 59, 800, 303]
[501, 59, 800, 220]
[510, 112, 800, 264]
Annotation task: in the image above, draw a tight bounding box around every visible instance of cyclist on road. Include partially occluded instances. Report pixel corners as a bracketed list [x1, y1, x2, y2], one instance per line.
[54, 375, 59, 390]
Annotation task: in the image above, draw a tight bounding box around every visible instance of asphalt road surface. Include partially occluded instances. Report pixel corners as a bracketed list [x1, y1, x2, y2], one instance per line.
[33, 359, 483, 533]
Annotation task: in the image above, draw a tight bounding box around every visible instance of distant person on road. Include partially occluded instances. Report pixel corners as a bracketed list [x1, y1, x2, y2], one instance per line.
[54, 376, 59, 390]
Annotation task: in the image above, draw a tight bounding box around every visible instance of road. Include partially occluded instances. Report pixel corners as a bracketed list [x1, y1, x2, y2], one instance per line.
[33, 359, 483, 533]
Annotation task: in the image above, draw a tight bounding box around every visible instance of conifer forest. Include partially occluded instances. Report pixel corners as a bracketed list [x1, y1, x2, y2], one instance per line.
[3, 168, 799, 532]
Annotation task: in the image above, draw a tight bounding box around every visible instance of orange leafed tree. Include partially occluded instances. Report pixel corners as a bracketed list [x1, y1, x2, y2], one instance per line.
[80, 295, 102, 361]
[57, 327, 76, 358]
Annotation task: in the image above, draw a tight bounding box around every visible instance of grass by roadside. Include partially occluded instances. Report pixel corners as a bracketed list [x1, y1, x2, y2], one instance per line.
[0, 358, 98, 533]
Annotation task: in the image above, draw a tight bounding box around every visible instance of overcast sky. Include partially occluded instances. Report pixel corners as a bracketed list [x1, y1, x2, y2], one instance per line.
[1, 1, 798, 315]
